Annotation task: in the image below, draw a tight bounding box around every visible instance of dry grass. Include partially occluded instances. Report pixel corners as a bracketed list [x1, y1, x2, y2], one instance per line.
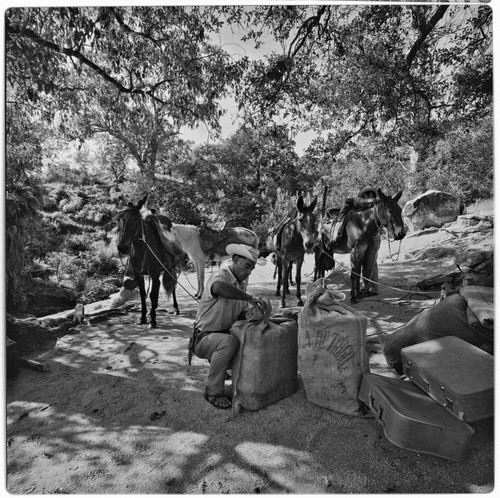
[466, 198, 494, 215]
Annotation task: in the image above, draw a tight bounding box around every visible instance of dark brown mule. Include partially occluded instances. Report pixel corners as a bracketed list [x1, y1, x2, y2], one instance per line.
[313, 220, 336, 281]
[320, 189, 406, 304]
[116, 194, 180, 327]
[273, 195, 318, 308]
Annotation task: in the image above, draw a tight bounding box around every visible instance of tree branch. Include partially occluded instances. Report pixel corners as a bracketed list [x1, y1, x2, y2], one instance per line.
[7, 21, 174, 105]
[406, 6, 449, 69]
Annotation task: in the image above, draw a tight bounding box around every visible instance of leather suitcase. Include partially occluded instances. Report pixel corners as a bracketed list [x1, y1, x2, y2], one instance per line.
[358, 373, 474, 462]
[401, 336, 493, 422]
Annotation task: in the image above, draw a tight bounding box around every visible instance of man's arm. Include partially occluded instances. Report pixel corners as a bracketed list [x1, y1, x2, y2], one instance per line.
[211, 281, 262, 306]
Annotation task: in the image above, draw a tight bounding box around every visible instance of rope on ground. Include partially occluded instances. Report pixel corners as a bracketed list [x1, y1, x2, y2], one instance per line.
[317, 245, 441, 299]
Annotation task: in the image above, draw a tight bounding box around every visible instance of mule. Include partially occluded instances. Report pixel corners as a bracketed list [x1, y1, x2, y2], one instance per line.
[273, 195, 318, 308]
[322, 189, 406, 304]
[116, 194, 181, 327]
[171, 224, 259, 299]
[313, 221, 336, 281]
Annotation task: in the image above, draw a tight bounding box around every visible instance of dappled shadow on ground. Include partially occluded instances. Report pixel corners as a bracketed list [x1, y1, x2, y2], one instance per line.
[6, 252, 494, 494]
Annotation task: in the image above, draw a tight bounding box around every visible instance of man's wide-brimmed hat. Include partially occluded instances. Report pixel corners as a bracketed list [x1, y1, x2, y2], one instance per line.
[226, 243, 266, 265]
[358, 186, 377, 198]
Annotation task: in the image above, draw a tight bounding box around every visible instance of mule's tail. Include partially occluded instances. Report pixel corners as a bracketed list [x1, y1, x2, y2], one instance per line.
[162, 265, 180, 315]
[162, 265, 178, 296]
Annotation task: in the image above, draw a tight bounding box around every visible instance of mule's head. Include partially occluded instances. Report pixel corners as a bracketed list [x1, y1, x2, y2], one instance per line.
[297, 195, 318, 253]
[376, 189, 406, 240]
[116, 194, 147, 254]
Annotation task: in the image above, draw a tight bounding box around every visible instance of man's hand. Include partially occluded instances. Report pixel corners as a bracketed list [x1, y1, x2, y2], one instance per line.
[250, 297, 272, 316]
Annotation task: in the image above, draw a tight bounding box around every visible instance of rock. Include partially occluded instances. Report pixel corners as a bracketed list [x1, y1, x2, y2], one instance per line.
[24, 279, 77, 317]
[456, 249, 493, 274]
[403, 190, 464, 231]
[6, 314, 75, 353]
[453, 213, 494, 231]
[7, 338, 20, 378]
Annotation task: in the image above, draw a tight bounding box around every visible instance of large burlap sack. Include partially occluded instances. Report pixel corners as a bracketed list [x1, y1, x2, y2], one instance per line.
[231, 316, 298, 415]
[298, 287, 370, 417]
[382, 294, 488, 375]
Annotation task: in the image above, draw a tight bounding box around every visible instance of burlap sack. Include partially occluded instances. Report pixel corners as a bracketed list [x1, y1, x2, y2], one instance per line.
[298, 287, 370, 417]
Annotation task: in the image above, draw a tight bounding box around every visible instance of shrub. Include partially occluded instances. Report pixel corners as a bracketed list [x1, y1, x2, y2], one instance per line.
[64, 233, 93, 252]
[86, 250, 119, 277]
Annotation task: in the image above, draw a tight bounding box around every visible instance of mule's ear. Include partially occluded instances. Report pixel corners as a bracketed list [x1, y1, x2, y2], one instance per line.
[309, 196, 318, 211]
[393, 191, 403, 203]
[137, 193, 148, 209]
[297, 195, 305, 211]
[377, 188, 387, 202]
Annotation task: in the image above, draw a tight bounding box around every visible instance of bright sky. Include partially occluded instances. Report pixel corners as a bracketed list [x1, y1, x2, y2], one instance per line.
[179, 16, 317, 156]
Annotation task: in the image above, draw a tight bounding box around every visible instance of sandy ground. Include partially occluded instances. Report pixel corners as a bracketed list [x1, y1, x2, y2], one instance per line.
[5, 220, 494, 494]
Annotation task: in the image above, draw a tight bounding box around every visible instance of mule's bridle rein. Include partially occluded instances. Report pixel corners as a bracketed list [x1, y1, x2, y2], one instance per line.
[117, 208, 199, 302]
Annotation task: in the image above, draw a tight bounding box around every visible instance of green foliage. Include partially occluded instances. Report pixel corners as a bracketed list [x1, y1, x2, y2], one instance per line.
[251, 188, 299, 250]
[237, 5, 492, 157]
[6, 6, 246, 179]
[412, 121, 493, 203]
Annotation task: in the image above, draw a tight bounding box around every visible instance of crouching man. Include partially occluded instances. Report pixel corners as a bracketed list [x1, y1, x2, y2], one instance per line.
[188, 243, 268, 409]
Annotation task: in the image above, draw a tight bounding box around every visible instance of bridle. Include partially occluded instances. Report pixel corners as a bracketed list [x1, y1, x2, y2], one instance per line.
[296, 210, 318, 246]
[117, 207, 145, 247]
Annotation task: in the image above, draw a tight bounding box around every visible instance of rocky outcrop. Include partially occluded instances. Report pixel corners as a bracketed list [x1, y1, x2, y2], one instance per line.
[403, 190, 464, 231]
[6, 314, 76, 354]
[24, 279, 77, 317]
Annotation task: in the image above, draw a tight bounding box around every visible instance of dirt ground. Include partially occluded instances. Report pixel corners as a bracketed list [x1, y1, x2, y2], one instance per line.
[5, 215, 494, 494]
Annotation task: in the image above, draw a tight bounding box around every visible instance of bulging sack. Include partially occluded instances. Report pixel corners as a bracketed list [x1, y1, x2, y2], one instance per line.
[298, 287, 370, 417]
[381, 294, 487, 375]
[231, 317, 298, 413]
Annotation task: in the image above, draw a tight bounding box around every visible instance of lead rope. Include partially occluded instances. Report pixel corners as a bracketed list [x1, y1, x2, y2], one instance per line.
[374, 201, 403, 261]
[141, 235, 200, 303]
[315, 244, 440, 299]
[118, 213, 152, 297]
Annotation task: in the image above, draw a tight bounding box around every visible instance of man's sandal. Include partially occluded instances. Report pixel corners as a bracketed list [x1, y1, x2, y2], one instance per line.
[204, 389, 232, 409]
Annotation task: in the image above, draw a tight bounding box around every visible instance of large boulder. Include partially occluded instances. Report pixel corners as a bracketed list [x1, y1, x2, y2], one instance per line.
[402, 190, 464, 231]
[24, 279, 77, 317]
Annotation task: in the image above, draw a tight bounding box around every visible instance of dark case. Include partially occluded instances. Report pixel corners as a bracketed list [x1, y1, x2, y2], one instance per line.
[401, 336, 493, 422]
[359, 373, 474, 462]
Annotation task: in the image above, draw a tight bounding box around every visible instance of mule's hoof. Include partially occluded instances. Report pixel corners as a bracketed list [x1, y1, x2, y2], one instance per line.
[149, 322, 157, 329]
[297, 300, 304, 307]
[275, 291, 281, 297]
[139, 318, 148, 325]
[350, 298, 358, 305]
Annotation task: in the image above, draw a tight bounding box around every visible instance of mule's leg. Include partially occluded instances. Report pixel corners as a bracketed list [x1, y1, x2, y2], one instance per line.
[313, 249, 320, 282]
[162, 271, 179, 315]
[172, 290, 179, 315]
[149, 277, 161, 328]
[195, 261, 205, 299]
[137, 277, 148, 324]
[281, 258, 291, 308]
[350, 248, 363, 304]
[295, 256, 304, 306]
[285, 260, 291, 294]
[275, 255, 283, 297]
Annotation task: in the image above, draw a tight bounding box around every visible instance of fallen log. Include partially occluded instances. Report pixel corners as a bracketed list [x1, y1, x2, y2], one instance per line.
[20, 357, 50, 372]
